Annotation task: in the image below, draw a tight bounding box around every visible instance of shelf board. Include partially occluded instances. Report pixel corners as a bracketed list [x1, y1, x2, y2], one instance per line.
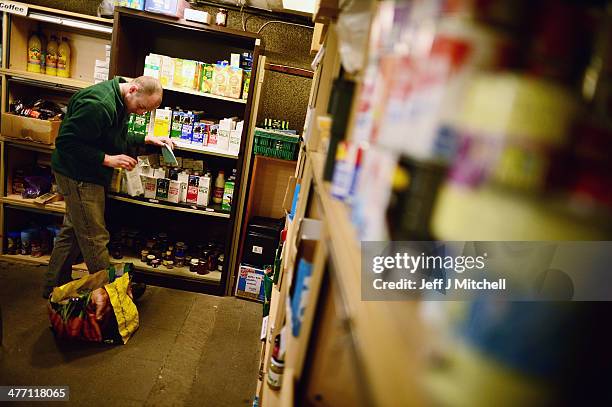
[123, 254, 222, 283]
[2, 194, 66, 215]
[0, 253, 51, 266]
[0, 68, 93, 90]
[108, 193, 231, 218]
[164, 84, 247, 104]
[0, 136, 55, 152]
[174, 140, 239, 159]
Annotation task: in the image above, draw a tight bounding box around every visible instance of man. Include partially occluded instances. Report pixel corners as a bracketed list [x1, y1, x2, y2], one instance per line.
[43, 76, 173, 298]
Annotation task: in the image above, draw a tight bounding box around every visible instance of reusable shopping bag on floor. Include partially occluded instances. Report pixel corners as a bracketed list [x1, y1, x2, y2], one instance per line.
[47, 263, 139, 344]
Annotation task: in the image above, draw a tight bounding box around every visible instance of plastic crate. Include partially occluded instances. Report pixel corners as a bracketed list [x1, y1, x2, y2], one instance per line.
[254, 128, 300, 161]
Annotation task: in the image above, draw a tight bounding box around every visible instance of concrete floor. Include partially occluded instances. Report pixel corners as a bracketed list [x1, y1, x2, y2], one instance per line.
[0, 260, 262, 406]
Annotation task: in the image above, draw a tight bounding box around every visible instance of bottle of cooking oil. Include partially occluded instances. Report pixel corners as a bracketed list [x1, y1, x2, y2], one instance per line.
[27, 31, 42, 73]
[57, 37, 71, 78]
[45, 35, 58, 76]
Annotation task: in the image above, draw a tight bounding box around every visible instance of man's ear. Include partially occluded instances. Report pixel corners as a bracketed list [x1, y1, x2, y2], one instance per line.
[129, 84, 139, 95]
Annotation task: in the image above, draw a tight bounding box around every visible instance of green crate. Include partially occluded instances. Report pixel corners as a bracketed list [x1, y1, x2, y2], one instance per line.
[254, 128, 300, 161]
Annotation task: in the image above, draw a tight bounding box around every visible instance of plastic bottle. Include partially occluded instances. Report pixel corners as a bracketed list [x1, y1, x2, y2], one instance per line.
[45, 35, 58, 76]
[213, 170, 225, 204]
[57, 37, 71, 78]
[27, 31, 42, 73]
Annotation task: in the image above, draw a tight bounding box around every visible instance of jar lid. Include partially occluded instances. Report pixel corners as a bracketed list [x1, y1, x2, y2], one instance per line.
[270, 357, 284, 368]
[147, 254, 156, 260]
[190, 258, 199, 265]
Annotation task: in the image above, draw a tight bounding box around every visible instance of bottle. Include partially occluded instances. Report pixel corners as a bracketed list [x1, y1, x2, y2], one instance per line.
[222, 169, 236, 211]
[45, 35, 58, 76]
[57, 37, 71, 78]
[27, 31, 42, 73]
[213, 170, 225, 204]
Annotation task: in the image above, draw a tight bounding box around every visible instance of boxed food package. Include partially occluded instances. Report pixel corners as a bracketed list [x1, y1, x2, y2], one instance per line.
[144, 0, 190, 18]
[229, 121, 244, 156]
[226, 67, 243, 99]
[192, 122, 204, 145]
[242, 70, 251, 100]
[156, 178, 170, 200]
[153, 108, 172, 137]
[125, 168, 144, 197]
[142, 175, 157, 199]
[212, 63, 230, 97]
[181, 60, 198, 89]
[144, 54, 162, 79]
[173, 59, 184, 87]
[160, 55, 175, 87]
[1, 113, 61, 145]
[167, 180, 181, 203]
[186, 175, 199, 204]
[170, 110, 184, 139]
[199, 64, 214, 93]
[197, 173, 211, 207]
[235, 264, 266, 302]
[114, 1, 145, 11]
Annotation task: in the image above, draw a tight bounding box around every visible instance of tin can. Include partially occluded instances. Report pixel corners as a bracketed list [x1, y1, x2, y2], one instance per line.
[146, 254, 156, 265]
[165, 260, 174, 269]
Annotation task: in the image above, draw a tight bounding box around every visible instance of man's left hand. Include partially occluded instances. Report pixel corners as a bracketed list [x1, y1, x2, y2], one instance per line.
[145, 135, 176, 149]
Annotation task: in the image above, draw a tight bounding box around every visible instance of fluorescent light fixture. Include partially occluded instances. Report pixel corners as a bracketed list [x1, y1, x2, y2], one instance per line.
[27, 12, 112, 35]
[28, 12, 61, 24]
[61, 18, 113, 34]
[282, 0, 316, 14]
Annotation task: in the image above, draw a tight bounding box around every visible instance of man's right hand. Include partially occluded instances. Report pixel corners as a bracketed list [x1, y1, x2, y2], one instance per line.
[103, 154, 137, 170]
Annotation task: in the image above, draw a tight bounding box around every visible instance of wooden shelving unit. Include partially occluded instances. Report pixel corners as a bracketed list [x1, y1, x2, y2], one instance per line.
[108, 193, 231, 219]
[173, 140, 239, 159]
[0, 68, 93, 90]
[1, 194, 66, 215]
[0, 6, 262, 296]
[164, 84, 248, 104]
[258, 19, 424, 407]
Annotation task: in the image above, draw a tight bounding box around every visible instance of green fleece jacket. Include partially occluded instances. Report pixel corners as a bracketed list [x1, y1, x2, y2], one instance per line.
[51, 77, 146, 186]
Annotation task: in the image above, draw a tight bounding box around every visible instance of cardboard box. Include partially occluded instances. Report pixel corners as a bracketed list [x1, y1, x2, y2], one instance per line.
[1, 113, 61, 145]
[211, 64, 230, 97]
[184, 9, 211, 24]
[235, 264, 266, 302]
[145, 0, 190, 18]
[226, 67, 243, 99]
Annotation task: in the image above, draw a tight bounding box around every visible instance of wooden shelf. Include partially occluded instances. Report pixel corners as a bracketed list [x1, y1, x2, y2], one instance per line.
[108, 193, 231, 218]
[0, 68, 93, 90]
[164, 84, 247, 104]
[174, 140, 239, 159]
[0, 136, 54, 152]
[1, 194, 66, 215]
[0, 253, 51, 265]
[120, 254, 222, 284]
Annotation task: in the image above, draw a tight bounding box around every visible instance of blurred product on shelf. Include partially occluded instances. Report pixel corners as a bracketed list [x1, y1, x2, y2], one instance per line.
[27, 31, 43, 73]
[45, 35, 58, 76]
[11, 164, 55, 199]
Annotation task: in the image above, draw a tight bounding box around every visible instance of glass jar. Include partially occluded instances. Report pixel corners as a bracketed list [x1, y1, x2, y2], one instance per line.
[207, 251, 218, 272]
[165, 260, 174, 269]
[30, 239, 43, 258]
[198, 257, 209, 275]
[267, 357, 284, 390]
[216, 8, 228, 26]
[141, 249, 150, 262]
[175, 241, 186, 257]
[175, 256, 185, 268]
[189, 258, 199, 273]
[146, 254, 156, 265]
[217, 254, 224, 272]
[7, 232, 20, 255]
[151, 259, 161, 268]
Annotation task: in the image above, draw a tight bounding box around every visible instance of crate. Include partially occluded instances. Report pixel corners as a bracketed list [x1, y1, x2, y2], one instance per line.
[1, 113, 61, 145]
[253, 128, 300, 161]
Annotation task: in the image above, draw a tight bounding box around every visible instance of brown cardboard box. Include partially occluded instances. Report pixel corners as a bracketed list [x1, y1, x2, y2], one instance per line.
[282, 176, 298, 213]
[1, 113, 61, 145]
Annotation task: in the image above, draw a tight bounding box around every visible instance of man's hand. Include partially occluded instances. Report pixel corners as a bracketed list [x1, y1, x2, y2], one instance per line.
[145, 135, 176, 149]
[103, 154, 137, 170]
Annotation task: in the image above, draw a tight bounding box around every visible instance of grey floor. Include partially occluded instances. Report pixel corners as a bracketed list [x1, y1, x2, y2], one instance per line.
[0, 260, 262, 406]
